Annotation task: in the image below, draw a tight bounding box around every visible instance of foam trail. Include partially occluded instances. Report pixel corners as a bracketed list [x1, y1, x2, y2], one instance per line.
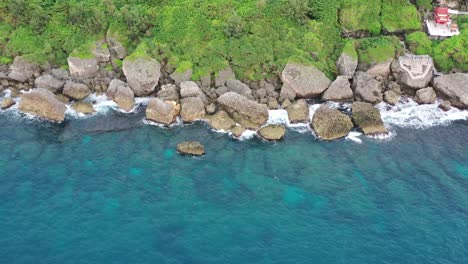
[267, 108, 311, 133]
[346, 131, 363, 144]
[237, 130, 257, 141]
[377, 99, 468, 129]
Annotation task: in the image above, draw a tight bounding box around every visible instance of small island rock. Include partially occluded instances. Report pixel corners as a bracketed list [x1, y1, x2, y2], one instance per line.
[177, 141, 205, 156]
[258, 124, 286, 141]
[312, 106, 353, 140]
[351, 102, 387, 135]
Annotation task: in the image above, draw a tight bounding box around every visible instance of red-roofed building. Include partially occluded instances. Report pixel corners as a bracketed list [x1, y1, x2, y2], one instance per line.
[435, 7, 450, 24]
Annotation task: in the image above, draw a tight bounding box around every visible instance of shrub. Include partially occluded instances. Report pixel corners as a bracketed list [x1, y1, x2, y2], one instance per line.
[406, 32, 432, 55]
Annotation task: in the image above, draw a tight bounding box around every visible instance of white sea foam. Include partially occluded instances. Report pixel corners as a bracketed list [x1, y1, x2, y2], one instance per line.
[142, 116, 183, 128]
[346, 131, 363, 144]
[377, 99, 468, 129]
[237, 129, 257, 141]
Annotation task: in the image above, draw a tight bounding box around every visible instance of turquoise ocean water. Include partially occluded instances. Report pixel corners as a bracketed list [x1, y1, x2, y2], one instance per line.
[0, 106, 467, 264]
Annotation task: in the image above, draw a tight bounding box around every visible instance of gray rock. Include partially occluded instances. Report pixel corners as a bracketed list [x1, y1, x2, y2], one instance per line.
[93, 41, 111, 62]
[63, 81, 91, 100]
[383, 90, 401, 105]
[433, 73, 468, 109]
[281, 63, 331, 98]
[146, 98, 179, 125]
[438, 100, 451, 111]
[225, 79, 253, 99]
[106, 30, 128, 59]
[312, 106, 353, 140]
[18, 88, 66, 121]
[267, 97, 279, 109]
[366, 59, 393, 80]
[180, 97, 206, 122]
[415, 87, 437, 104]
[200, 74, 211, 88]
[51, 68, 70, 80]
[34, 74, 64, 93]
[205, 103, 216, 115]
[217, 92, 269, 129]
[287, 99, 309, 124]
[215, 67, 235, 87]
[123, 57, 161, 96]
[67, 57, 99, 79]
[336, 53, 358, 78]
[215, 86, 228, 97]
[107, 79, 135, 112]
[157, 84, 179, 101]
[321, 76, 353, 102]
[170, 69, 192, 86]
[258, 124, 286, 141]
[180, 81, 208, 104]
[279, 83, 296, 102]
[8, 57, 38, 83]
[255, 88, 267, 99]
[351, 102, 387, 135]
[396, 55, 434, 89]
[353, 72, 383, 104]
[177, 141, 205, 156]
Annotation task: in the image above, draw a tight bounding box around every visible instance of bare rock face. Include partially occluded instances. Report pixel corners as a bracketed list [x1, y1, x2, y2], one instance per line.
[67, 57, 99, 79]
[157, 84, 179, 102]
[18, 88, 66, 122]
[34, 74, 64, 93]
[279, 83, 296, 102]
[106, 30, 128, 59]
[92, 41, 111, 63]
[180, 81, 207, 102]
[123, 57, 161, 96]
[366, 59, 393, 80]
[396, 55, 434, 89]
[180, 97, 206, 123]
[217, 92, 269, 129]
[383, 90, 401, 105]
[281, 63, 331, 99]
[107, 79, 135, 112]
[177, 141, 205, 156]
[207, 110, 236, 131]
[258, 124, 286, 141]
[311, 106, 353, 140]
[433, 73, 468, 109]
[321, 76, 353, 102]
[353, 72, 383, 104]
[415, 87, 437, 104]
[63, 81, 91, 100]
[225, 80, 253, 99]
[170, 69, 192, 86]
[351, 102, 387, 135]
[287, 99, 309, 124]
[215, 67, 236, 87]
[72, 101, 95, 114]
[336, 53, 358, 79]
[1, 98, 15, 110]
[146, 98, 179, 125]
[8, 56, 39, 83]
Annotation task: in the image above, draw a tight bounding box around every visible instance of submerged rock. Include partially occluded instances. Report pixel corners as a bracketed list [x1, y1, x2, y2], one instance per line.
[177, 141, 205, 156]
[353, 72, 383, 104]
[351, 102, 387, 135]
[107, 79, 135, 112]
[258, 124, 286, 141]
[63, 81, 91, 100]
[207, 110, 236, 131]
[433, 73, 468, 109]
[123, 57, 161, 96]
[321, 76, 353, 102]
[415, 87, 436, 104]
[312, 106, 353, 140]
[18, 88, 66, 121]
[1, 98, 15, 110]
[281, 63, 331, 98]
[180, 97, 206, 123]
[146, 98, 179, 125]
[287, 99, 309, 124]
[34, 74, 64, 93]
[71, 101, 95, 114]
[217, 92, 268, 129]
[8, 56, 38, 83]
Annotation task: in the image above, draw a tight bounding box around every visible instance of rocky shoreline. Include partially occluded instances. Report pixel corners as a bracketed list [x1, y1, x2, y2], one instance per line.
[1, 37, 467, 142]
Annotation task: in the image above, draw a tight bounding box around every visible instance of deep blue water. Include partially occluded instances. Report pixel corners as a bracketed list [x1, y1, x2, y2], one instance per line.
[0, 109, 467, 264]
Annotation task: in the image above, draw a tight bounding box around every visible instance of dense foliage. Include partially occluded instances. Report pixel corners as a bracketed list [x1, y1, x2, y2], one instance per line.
[0, 0, 466, 78]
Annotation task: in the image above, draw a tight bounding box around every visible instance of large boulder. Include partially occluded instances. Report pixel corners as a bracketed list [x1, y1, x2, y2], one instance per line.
[279, 83, 296, 102]
[258, 124, 286, 141]
[123, 57, 161, 96]
[71, 101, 95, 114]
[207, 110, 236, 131]
[396, 55, 434, 89]
[63, 81, 91, 100]
[311, 106, 353, 140]
[177, 141, 205, 156]
[415, 87, 437, 104]
[281, 63, 331, 98]
[336, 53, 358, 78]
[215, 67, 236, 87]
[217, 92, 269, 129]
[321, 76, 353, 102]
[383, 90, 401, 105]
[286, 99, 309, 124]
[18, 88, 66, 121]
[366, 59, 393, 80]
[353, 72, 383, 104]
[180, 97, 206, 122]
[180, 81, 207, 103]
[107, 79, 135, 112]
[433, 73, 468, 109]
[8, 56, 38, 83]
[34, 74, 64, 93]
[67, 57, 99, 79]
[225, 79, 253, 99]
[157, 84, 179, 101]
[146, 98, 179, 125]
[170, 69, 192, 86]
[351, 102, 387, 135]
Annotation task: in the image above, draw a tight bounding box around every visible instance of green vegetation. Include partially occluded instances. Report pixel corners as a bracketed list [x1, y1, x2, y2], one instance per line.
[406, 32, 432, 55]
[342, 40, 358, 60]
[432, 29, 468, 72]
[0, 0, 465, 77]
